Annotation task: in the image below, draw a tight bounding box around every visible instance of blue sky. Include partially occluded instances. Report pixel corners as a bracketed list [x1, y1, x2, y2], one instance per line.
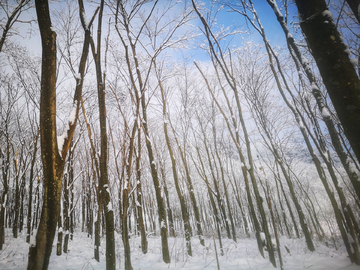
[184, 0, 298, 62]
[1, 0, 299, 64]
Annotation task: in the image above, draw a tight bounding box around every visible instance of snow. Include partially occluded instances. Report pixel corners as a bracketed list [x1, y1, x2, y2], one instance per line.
[2, 194, 7, 207]
[299, 120, 305, 129]
[106, 201, 113, 212]
[29, 229, 37, 247]
[260, 232, 266, 242]
[346, 158, 360, 178]
[350, 58, 358, 68]
[321, 107, 331, 118]
[57, 126, 68, 156]
[69, 103, 77, 125]
[160, 220, 166, 229]
[345, 49, 352, 56]
[80, 10, 90, 30]
[76, 73, 82, 86]
[0, 229, 356, 270]
[322, 10, 333, 20]
[57, 103, 78, 156]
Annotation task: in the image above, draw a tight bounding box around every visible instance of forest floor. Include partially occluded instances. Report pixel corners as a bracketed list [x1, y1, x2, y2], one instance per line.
[0, 229, 358, 269]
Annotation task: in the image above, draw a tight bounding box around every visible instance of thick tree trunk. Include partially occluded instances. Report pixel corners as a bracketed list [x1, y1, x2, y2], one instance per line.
[267, 0, 360, 203]
[294, 0, 360, 163]
[27, 1, 62, 268]
[345, 0, 360, 24]
[28, 0, 90, 268]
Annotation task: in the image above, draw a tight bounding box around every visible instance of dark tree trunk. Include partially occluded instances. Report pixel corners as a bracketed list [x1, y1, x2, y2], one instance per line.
[13, 159, 20, 239]
[294, 0, 360, 163]
[88, 0, 116, 267]
[160, 166, 176, 238]
[267, 0, 360, 203]
[135, 131, 147, 254]
[0, 147, 9, 250]
[56, 214, 63, 256]
[345, 0, 360, 24]
[26, 133, 39, 243]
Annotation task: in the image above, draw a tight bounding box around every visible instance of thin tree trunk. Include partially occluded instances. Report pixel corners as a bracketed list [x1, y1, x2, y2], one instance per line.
[26, 132, 39, 243]
[158, 71, 192, 255]
[135, 130, 147, 254]
[56, 213, 63, 256]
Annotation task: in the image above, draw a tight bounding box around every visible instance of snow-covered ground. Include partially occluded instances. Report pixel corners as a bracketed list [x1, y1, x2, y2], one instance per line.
[0, 229, 358, 270]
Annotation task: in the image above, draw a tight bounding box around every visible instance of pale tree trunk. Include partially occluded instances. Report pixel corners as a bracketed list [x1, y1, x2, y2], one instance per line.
[193, 145, 224, 256]
[157, 67, 192, 255]
[0, 146, 9, 250]
[193, 61, 265, 259]
[168, 121, 205, 246]
[211, 114, 237, 242]
[114, 1, 170, 262]
[191, 2, 276, 262]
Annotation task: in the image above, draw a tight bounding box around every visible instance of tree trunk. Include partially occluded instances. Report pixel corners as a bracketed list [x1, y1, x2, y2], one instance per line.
[0, 147, 9, 250]
[26, 132, 39, 243]
[158, 73, 192, 255]
[135, 130, 148, 254]
[27, 1, 62, 268]
[87, 0, 116, 267]
[13, 158, 20, 239]
[28, 0, 90, 267]
[294, 0, 360, 163]
[56, 214, 63, 256]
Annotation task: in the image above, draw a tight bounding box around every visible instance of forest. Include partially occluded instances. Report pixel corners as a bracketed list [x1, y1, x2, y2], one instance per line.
[0, 0, 360, 269]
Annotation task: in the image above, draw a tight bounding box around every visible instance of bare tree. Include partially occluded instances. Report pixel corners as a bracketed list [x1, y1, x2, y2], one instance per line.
[0, 0, 32, 52]
[293, 0, 360, 163]
[27, 0, 93, 267]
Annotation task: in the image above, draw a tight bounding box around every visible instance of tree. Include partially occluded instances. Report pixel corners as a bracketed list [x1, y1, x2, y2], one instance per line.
[27, 0, 91, 267]
[0, 0, 31, 52]
[293, 0, 360, 163]
[81, 0, 116, 268]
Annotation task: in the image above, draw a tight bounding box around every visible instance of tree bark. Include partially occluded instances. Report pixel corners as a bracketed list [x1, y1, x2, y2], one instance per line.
[345, 0, 360, 24]
[294, 0, 360, 162]
[89, 0, 116, 266]
[28, 0, 90, 267]
[27, 1, 61, 268]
